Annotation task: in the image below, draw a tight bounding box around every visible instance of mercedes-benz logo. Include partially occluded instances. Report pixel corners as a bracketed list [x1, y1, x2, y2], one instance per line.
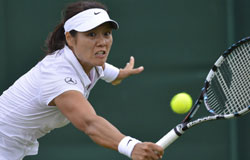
[64, 77, 77, 85]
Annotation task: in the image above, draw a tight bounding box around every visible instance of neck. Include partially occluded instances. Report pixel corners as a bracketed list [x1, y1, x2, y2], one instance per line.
[81, 63, 94, 77]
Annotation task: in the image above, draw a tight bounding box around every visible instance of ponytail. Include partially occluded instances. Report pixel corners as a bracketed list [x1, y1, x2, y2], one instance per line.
[45, 22, 66, 54]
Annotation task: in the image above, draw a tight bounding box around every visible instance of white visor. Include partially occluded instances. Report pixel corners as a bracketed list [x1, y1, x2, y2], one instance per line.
[64, 8, 119, 34]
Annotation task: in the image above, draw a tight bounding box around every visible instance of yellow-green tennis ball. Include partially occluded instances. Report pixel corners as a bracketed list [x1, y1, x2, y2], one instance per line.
[170, 92, 193, 114]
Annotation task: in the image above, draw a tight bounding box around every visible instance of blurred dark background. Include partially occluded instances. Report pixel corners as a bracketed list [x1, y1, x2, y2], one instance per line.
[0, 0, 249, 159]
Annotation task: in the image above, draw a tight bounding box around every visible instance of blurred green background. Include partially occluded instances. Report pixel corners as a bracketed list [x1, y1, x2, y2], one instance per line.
[0, 0, 249, 159]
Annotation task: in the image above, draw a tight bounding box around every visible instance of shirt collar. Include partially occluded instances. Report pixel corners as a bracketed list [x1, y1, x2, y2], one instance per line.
[63, 45, 104, 87]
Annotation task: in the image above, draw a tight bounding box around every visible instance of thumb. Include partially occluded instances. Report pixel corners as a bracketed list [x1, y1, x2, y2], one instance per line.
[130, 66, 144, 75]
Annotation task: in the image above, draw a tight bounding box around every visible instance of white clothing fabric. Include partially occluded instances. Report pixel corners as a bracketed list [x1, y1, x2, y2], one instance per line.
[0, 132, 32, 160]
[0, 45, 119, 158]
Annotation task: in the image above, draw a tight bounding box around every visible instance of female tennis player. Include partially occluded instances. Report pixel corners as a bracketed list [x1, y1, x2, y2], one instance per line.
[0, 1, 164, 159]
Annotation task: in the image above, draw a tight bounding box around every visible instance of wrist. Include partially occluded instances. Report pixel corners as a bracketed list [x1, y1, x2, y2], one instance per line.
[102, 63, 119, 83]
[118, 136, 141, 158]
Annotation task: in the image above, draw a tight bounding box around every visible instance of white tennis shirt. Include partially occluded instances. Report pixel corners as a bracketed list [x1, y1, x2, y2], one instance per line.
[0, 45, 119, 155]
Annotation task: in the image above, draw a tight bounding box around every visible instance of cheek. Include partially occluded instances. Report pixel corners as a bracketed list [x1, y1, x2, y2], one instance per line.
[108, 38, 113, 49]
[72, 47, 85, 62]
[75, 41, 92, 56]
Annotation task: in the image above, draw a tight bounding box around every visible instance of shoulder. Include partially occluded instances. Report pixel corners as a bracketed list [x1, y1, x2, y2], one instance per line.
[39, 51, 76, 76]
[38, 51, 82, 91]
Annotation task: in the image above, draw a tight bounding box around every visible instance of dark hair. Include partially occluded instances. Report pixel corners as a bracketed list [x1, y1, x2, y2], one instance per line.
[44, 1, 108, 54]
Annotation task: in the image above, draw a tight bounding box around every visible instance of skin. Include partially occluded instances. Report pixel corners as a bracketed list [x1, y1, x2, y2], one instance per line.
[51, 22, 164, 160]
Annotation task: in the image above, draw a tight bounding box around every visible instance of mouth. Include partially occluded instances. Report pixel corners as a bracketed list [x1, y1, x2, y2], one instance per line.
[95, 51, 106, 58]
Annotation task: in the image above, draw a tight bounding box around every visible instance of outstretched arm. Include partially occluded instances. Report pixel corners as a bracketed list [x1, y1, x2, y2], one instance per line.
[53, 90, 124, 150]
[112, 56, 144, 85]
[52, 90, 163, 159]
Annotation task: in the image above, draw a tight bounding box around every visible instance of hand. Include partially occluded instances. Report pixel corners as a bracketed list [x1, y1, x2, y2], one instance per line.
[131, 142, 164, 160]
[112, 56, 144, 85]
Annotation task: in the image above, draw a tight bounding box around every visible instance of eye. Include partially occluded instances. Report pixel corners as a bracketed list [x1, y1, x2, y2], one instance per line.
[104, 31, 112, 36]
[87, 32, 96, 37]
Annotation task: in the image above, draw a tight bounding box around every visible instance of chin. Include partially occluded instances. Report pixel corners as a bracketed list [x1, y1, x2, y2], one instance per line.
[95, 61, 106, 67]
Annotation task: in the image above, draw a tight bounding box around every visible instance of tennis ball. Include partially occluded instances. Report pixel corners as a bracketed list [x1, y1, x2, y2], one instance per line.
[170, 92, 193, 114]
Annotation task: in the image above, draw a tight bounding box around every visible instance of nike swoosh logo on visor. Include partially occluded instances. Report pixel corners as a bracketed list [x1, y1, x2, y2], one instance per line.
[94, 12, 101, 15]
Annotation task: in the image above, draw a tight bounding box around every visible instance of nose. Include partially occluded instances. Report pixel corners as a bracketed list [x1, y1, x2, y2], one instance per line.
[96, 35, 107, 47]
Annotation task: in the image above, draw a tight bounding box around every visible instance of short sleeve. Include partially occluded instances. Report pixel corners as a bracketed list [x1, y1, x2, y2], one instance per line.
[40, 76, 83, 106]
[101, 63, 119, 83]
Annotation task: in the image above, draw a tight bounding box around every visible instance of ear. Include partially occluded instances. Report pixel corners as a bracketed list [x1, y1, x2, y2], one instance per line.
[65, 32, 75, 47]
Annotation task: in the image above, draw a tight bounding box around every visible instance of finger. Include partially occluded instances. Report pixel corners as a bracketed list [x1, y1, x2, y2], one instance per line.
[125, 56, 135, 69]
[125, 62, 130, 68]
[152, 146, 164, 159]
[129, 66, 144, 75]
[154, 151, 163, 159]
[148, 148, 161, 160]
[141, 143, 163, 160]
[129, 56, 135, 67]
[153, 145, 164, 154]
